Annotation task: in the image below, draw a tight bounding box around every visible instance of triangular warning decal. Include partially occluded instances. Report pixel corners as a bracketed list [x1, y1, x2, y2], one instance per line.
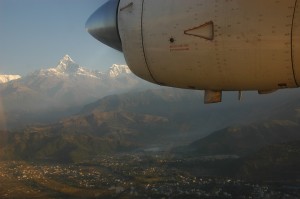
[184, 21, 214, 40]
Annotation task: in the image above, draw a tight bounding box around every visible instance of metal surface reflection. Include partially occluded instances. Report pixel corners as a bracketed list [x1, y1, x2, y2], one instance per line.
[86, 0, 122, 51]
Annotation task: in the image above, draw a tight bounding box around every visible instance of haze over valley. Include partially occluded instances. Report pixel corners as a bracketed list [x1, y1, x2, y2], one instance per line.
[0, 55, 299, 198]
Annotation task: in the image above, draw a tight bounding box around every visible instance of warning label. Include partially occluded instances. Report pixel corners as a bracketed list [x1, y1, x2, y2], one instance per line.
[169, 44, 189, 52]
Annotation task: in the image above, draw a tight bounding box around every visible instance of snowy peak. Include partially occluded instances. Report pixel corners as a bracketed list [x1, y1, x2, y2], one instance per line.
[0, 74, 21, 83]
[61, 54, 74, 63]
[58, 54, 75, 67]
[55, 54, 81, 73]
[109, 64, 131, 78]
[29, 55, 131, 79]
[35, 55, 94, 78]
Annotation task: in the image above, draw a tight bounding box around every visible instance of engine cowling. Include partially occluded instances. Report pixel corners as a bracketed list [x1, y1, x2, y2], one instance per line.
[87, 0, 300, 102]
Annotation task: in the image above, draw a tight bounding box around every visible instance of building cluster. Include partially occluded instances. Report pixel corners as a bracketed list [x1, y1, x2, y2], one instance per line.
[0, 155, 298, 198]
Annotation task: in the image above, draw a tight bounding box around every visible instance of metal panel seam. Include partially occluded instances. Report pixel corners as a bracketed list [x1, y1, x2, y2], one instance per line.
[291, 0, 299, 86]
[141, 0, 158, 84]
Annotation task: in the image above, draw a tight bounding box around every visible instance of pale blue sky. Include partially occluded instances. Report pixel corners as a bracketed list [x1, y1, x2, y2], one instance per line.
[0, 0, 125, 75]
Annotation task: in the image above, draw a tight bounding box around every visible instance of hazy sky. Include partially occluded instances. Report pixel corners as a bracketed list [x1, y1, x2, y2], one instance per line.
[0, 0, 126, 75]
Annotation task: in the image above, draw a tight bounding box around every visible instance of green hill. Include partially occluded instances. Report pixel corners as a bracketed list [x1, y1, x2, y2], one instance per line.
[186, 120, 300, 156]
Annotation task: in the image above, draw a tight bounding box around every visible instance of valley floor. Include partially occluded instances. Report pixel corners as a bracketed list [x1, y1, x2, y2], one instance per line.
[0, 153, 299, 199]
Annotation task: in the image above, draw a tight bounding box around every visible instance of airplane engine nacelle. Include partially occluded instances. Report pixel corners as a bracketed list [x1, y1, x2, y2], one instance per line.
[87, 0, 300, 100]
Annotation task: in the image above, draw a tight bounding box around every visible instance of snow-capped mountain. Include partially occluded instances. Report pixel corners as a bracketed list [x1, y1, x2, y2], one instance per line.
[0, 74, 21, 83]
[5, 55, 147, 107]
[0, 55, 155, 129]
[108, 64, 131, 78]
[32, 54, 129, 79]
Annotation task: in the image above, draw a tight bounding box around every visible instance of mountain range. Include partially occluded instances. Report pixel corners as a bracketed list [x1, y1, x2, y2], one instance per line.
[1, 86, 300, 163]
[0, 55, 154, 129]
